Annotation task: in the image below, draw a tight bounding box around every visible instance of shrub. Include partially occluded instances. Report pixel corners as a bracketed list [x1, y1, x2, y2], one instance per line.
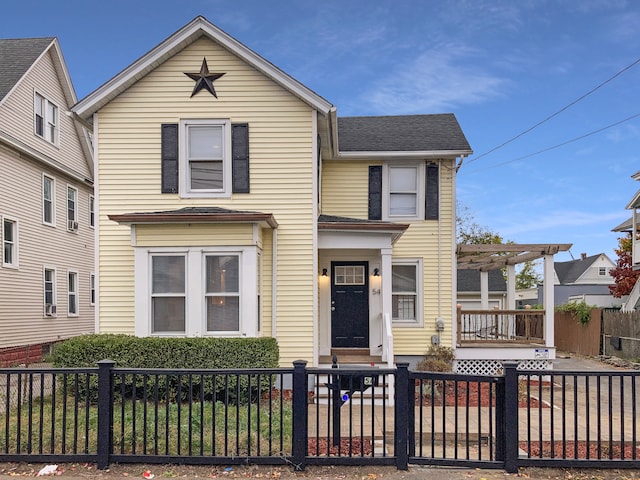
[51, 335, 280, 404]
[555, 301, 596, 325]
[415, 345, 455, 372]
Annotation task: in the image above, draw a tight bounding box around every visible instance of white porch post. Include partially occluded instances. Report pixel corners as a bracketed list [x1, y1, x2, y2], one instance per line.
[506, 264, 516, 310]
[543, 254, 554, 348]
[480, 270, 489, 309]
[381, 247, 393, 325]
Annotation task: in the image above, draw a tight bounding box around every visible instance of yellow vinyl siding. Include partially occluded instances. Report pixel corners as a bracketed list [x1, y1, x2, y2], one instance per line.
[391, 160, 455, 352]
[320, 157, 456, 354]
[135, 224, 255, 247]
[321, 160, 375, 218]
[97, 38, 315, 364]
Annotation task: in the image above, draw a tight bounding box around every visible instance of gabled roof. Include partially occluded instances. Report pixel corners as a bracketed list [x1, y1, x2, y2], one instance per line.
[554, 254, 606, 285]
[0, 37, 93, 180]
[612, 217, 633, 232]
[457, 269, 506, 293]
[337, 114, 472, 156]
[72, 16, 334, 123]
[0, 37, 54, 102]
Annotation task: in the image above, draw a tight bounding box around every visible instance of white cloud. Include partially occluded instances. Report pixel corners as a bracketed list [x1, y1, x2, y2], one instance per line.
[362, 45, 507, 114]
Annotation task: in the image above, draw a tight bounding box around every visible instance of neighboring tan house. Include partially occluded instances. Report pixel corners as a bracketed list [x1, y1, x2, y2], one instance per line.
[456, 269, 506, 310]
[537, 253, 621, 308]
[0, 38, 95, 365]
[71, 16, 473, 368]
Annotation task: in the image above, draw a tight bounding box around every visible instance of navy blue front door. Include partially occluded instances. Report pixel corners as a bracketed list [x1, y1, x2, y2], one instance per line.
[331, 261, 369, 348]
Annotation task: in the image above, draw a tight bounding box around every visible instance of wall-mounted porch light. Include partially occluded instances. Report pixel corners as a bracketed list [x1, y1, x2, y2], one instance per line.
[321, 268, 328, 277]
[373, 268, 380, 277]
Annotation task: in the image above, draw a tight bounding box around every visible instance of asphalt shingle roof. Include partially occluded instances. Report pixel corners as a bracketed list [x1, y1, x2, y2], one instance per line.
[555, 254, 601, 284]
[337, 114, 472, 153]
[0, 38, 54, 102]
[457, 269, 507, 293]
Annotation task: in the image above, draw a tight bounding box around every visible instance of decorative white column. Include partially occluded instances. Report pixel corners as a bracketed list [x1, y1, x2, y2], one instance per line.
[506, 264, 516, 310]
[480, 270, 489, 309]
[543, 254, 555, 348]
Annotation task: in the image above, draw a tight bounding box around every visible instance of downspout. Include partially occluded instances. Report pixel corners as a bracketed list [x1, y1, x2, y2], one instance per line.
[271, 229, 278, 339]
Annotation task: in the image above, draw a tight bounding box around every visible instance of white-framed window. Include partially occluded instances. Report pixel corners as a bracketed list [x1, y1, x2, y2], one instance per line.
[67, 270, 78, 316]
[43, 174, 55, 226]
[90, 273, 96, 306]
[383, 163, 425, 220]
[391, 259, 423, 325]
[2, 216, 18, 268]
[134, 246, 258, 337]
[67, 186, 78, 231]
[179, 119, 231, 198]
[205, 254, 240, 333]
[151, 254, 186, 333]
[599, 267, 608, 276]
[334, 265, 366, 285]
[34, 92, 58, 144]
[89, 195, 95, 228]
[44, 267, 57, 316]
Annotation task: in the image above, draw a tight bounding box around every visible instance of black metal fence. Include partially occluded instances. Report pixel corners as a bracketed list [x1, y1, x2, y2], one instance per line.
[1, 360, 639, 472]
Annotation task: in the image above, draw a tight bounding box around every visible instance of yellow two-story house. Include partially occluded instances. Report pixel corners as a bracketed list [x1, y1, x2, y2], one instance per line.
[71, 16, 472, 367]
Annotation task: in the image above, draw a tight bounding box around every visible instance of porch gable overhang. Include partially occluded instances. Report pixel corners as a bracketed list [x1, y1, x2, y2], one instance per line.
[318, 215, 409, 248]
[108, 206, 278, 229]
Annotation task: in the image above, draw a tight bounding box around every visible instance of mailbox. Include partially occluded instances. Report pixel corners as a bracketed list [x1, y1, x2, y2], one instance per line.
[337, 369, 379, 392]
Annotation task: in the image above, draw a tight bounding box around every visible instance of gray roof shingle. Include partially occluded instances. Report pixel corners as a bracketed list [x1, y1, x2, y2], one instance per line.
[337, 114, 472, 153]
[457, 269, 506, 293]
[555, 254, 601, 284]
[0, 38, 54, 102]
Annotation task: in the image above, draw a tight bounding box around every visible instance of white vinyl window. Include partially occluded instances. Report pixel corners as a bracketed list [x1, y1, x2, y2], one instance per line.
[89, 195, 95, 228]
[2, 217, 18, 268]
[67, 186, 77, 231]
[151, 255, 186, 333]
[135, 247, 258, 337]
[205, 255, 240, 333]
[44, 268, 56, 316]
[599, 267, 607, 276]
[68, 270, 78, 316]
[90, 273, 96, 306]
[34, 92, 58, 144]
[43, 174, 55, 226]
[391, 259, 422, 325]
[180, 119, 231, 198]
[383, 163, 425, 220]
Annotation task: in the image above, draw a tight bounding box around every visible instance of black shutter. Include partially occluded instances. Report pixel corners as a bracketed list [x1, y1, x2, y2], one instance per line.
[232, 123, 250, 193]
[425, 162, 439, 220]
[368, 165, 382, 220]
[161, 124, 179, 193]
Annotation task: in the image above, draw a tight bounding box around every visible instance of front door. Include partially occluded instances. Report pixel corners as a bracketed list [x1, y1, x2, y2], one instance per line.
[331, 261, 369, 348]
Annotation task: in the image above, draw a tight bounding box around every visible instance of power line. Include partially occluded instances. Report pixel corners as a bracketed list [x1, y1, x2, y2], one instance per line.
[465, 56, 640, 166]
[464, 112, 640, 172]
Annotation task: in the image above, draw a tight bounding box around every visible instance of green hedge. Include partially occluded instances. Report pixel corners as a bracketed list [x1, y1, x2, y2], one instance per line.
[50, 335, 280, 404]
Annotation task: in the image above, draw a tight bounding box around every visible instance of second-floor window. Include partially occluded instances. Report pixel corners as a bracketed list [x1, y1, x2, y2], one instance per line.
[34, 93, 58, 144]
[43, 175, 55, 225]
[180, 119, 231, 197]
[89, 195, 95, 228]
[383, 163, 426, 220]
[2, 217, 18, 268]
[67, 186, 77, 231]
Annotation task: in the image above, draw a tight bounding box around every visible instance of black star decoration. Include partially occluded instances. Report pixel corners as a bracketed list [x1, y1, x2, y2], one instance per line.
[184, 58, 225, 98]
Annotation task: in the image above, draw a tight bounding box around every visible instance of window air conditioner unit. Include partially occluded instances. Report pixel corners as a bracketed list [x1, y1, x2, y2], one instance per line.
[45, 304, 57, 316]
[68, 220, 78, 231]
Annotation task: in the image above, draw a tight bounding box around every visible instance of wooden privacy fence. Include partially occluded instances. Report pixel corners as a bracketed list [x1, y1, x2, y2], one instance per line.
[602, 310, 640, 360]
[554, 310, 602, 357]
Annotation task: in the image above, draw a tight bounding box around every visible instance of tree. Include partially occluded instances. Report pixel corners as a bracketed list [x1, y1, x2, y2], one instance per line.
[456, 202, 542, 289]
[609, 234, 640, 298]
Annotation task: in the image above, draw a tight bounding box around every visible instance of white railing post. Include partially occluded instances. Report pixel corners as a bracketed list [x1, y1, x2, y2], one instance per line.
[382, 313, 395, 406]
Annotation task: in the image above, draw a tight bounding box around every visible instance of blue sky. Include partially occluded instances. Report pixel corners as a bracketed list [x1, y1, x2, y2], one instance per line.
[2, 0, 639, 263]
